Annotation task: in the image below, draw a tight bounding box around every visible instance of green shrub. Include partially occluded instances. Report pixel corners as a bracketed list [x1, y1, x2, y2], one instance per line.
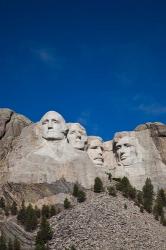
[41, 205, 50, 219]
[94, 177, 104, 193]
[8, 238, 13, 250]
[50, 205, 57, 217]
[64, 198, 71, 209]
[107, 186, 117, 197]
[140, 206, 144, 213]
[77, 190, 86, 203]
[0, 197, 5, 209]
[25, 204, 38, 232]
[36, 217, 53, 245]
[0, 234, 7, 250]
[73, 184, 79, 197]
[124, 204, 127, 209]
[142, 178, 154, 213]
[13, 238, 21, 250]
[136, 191, 143, 205]
[11, 201, 18, 215]
[17, 200, 26, 225]
[35, 206, 41, 219]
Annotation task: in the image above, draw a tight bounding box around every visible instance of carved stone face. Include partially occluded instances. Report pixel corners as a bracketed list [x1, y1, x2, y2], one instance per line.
[87, 137, 104, 166]
[40, 111, 67, 140]
[67, 123, 87, 150]
[114, 136, 137, 166]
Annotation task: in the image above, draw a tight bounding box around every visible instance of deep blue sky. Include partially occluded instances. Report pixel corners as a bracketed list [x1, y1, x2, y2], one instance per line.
[0, 0, 166, 140]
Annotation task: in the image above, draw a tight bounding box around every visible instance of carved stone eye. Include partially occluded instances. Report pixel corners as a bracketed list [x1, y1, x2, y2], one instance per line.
[42, 119, 49, 125]
[52, 119, 58, 123]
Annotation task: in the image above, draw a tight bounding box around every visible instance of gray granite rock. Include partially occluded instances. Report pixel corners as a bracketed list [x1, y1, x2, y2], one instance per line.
[0, 108, 32, 161]
[110, 123, 166, 190]
[49, 191, 166, 250]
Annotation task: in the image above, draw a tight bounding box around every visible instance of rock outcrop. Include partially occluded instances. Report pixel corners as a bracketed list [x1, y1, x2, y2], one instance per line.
[1, 111, 107, 205]
[0, 108, 32, 162]
[0, 108, 166, 199]
[0, 217, 35, 250]
[105, 123, 166, 190]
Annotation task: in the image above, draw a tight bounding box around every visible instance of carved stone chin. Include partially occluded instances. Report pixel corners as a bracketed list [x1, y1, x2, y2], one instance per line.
[87, 136, 104, 167]
[40, 111, 67, 141]
[67, 123, 87, 150]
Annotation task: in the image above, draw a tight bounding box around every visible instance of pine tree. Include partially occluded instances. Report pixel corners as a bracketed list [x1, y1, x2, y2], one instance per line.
[13, 238, 21, 250]
[35, 206, 41, 219]
[25, 204, 38, 232]
[8, 238, 13, 250]
[17, 200, 26, 225]
[121, 177, 130, 197]
[142, 178, 154, 213]
[50, 205, 56, 217]
[153, 196, 163, 217]
[0, 197, 5, 209]
[0, 233, 7, 250]
[35, 243, 47, 250]
[140, 206, 144, 213]
[94, 177, 104, 193]
[73, 184, 79, 197]
[70, 246, 76, 250]
[41, 205, 50, 219]
[153, 188, 166, 219]
[64, 198, 71, 209]
[158, 188, 166, 207]
[4, 206, 10, 216]
[77, 190, 86, 203]
[36, 217, 53, 245]
[124, 203, 127, 209]
[137, 191, 143, 205]
[128, 186, 136, 200]
[11, 201, 18, 215]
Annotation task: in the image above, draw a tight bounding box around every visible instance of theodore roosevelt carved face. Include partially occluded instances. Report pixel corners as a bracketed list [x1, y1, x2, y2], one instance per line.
[40, 111, 67, 140]
[67, 123, 87, 150]
[87, 137, 104, 167]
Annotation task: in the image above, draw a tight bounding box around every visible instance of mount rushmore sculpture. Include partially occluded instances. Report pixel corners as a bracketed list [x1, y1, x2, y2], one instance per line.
[0, 108, 166, 205]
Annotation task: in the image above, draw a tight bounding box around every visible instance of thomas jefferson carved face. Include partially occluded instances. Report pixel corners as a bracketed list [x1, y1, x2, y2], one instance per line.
[87, 137, 104, 166]
[114, 136, 138, 166]
[67, 123, 87, 150]
[40, 111, 67, 140]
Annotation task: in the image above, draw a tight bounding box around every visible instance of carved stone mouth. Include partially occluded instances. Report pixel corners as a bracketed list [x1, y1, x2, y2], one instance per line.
[120, 156, 127, 160]
[94, 157, 103, 161]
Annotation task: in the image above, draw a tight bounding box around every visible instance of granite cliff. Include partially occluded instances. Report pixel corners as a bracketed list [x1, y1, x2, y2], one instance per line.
[0, 108, 166, 250]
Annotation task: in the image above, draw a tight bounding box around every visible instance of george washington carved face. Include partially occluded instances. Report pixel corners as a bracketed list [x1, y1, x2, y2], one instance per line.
[40, 111, 67, 141]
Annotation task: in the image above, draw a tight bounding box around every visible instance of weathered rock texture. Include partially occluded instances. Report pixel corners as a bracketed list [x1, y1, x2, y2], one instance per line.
[103, 123, 166, 190]
[1, 108, 166, 199]
[49, 191, 166, 250]
[0, 108, 31, 162]
[0, 217, 35, 250]
[5, 123, 105, 188]
[1, 111, 107, 205]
